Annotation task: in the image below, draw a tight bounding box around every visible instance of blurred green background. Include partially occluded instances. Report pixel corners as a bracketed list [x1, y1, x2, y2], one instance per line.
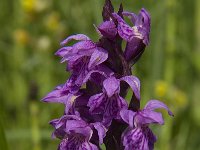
[0, 0, 200, 149]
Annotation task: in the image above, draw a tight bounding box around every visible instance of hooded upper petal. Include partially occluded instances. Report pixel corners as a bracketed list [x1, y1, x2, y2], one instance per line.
[135, 8, 151, 45]
[112, 13, 136, 41]
[103, 76, 120, 97]
[88, 93, 105, 112]
[97, 21, 117, 38]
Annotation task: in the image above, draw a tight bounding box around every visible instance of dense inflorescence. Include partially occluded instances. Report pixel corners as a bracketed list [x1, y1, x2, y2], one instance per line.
[42, 0, 173, 150]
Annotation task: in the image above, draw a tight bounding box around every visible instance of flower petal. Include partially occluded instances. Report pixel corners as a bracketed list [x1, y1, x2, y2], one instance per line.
[103, 76, 120, 97]
[82, 70, 107, 84]
[81, 142, 99, 150]
[122, 127, 156, 150]
[122, 11, 137, 24]
[49, 115, 81, 130]
[72, 40, 96, 54]
[120, 76, 140, 101]
[59, 41, 96, 63]
[136, 8, 151, 33]
[144, 100, 174, 116]
[120, 109, 136, 128]
[136, 8, 151, 45]
[55, 46, 73, 57]
[112, 13, 134, 41]
[42, 85, 71, 104]
[60, 34, 90, 46]
[98, 21, 117, 38]
[88, 93, 105, 112]
[88, 47, 108, 69]
[137, 110, 164, 125]
[93, 122, 107, 144]
[65, 120, 92, 139]
[124, 37, 145, 63]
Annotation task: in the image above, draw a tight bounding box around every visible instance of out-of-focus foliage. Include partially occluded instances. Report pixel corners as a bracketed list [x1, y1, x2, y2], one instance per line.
[0, 0, 199, 150]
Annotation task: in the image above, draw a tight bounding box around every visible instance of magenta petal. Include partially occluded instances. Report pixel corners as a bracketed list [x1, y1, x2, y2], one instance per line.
[103, 76, 120, 97]
[60, 34, 90, 46]
[120, 76, 140, 101]
[88, 47, 108, 69]
[144, 100, 174, 116]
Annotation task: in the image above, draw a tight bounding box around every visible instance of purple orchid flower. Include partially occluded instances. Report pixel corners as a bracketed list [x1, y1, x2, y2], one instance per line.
[88, 75, 140, 127]
[50, 114, 107, 150]
[56, 34, 108, 87]
[43, 1, 173, 149]
[42, 83, 79, 113]
[112, 8, 151, 64]
[120, 100, 173, 150]
[42, 34, 108, 113]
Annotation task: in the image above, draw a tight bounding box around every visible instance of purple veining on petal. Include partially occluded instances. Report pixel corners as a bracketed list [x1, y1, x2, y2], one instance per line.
[88, 93, 105, 112]
[122, 127, 156, 150]
[88, 47, 108, 69]
[88, 77, 128, 127]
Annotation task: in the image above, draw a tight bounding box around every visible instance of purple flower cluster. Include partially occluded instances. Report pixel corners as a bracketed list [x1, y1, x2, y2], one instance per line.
[42, 0, 173, 150]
